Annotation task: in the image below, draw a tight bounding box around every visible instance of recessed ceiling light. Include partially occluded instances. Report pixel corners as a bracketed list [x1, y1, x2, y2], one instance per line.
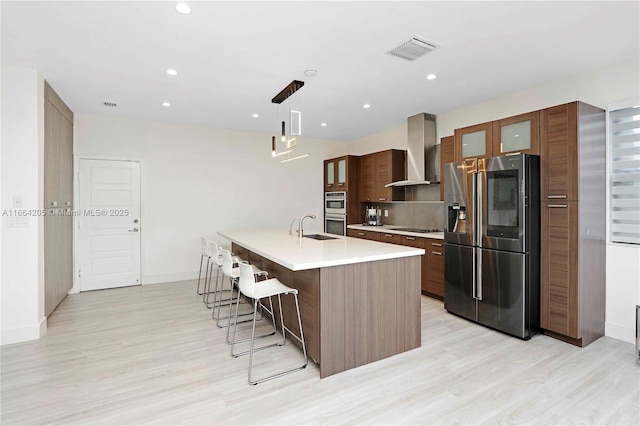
[175, 3, 191, 14]
[252, 113, 259, 118]
[363, 104, 371, 109]
[426, 74, 437, 80]
[321, 122, 327, 127]
[304, 69, 318, 78]
[162, 102, 171, 107]
[166, 68, 177, 76]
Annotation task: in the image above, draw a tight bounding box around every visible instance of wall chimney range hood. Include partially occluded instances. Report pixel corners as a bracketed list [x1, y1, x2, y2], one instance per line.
[386, 113, 440, 187]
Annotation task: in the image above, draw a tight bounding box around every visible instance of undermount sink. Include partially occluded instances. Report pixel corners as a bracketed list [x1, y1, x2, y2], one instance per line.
[303, 234, 337, 241]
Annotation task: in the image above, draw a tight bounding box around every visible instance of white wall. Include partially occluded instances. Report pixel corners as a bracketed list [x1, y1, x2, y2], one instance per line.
[340, 57, 640, 344]
[74, 115, 342, 285]
[1, 66, 47, 345]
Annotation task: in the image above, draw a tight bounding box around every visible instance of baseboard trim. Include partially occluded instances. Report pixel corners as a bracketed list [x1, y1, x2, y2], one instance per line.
[1, 317, 47, 346]
[142, 271, 198, 285]
[605, 321, 635, 345]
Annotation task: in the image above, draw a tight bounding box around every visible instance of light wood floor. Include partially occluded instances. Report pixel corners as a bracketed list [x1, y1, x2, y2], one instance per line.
[2, 280, 638, 425]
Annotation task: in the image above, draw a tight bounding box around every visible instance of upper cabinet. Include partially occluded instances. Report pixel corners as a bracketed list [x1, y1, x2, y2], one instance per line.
[454, 112, 541, 162]
[324, 156, 358, 192]
[359, 149, 406, 202]
[493, 111, 540, 156]
[439, 136, 455, 201]
[454, 122, 493, 161]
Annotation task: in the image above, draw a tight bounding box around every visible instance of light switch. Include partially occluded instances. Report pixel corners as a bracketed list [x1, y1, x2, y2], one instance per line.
[13, 194, 24, 208]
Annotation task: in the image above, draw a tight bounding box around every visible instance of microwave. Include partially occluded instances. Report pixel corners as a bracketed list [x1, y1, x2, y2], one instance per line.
[325, 191, 346, 214]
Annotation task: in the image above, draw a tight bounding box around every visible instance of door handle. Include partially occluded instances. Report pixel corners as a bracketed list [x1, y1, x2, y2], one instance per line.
[129, 228, 139, 232]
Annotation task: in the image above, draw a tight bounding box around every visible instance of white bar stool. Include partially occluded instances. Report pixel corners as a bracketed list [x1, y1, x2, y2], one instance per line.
[195, 236, 210, 296]
[202, 239, 227, 308]
[233, 261, 308, 385]
[216, 248, 267, 329]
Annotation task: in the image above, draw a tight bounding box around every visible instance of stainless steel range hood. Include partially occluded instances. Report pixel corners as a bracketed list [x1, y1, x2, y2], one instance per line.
[385, 113, 440, 187]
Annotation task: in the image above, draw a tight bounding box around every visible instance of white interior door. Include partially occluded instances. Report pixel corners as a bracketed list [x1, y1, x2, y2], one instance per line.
[78, 159, 141, 291]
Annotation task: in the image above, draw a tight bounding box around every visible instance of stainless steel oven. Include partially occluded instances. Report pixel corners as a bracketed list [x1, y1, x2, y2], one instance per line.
[325, 213, 346, 236]
[325, 191, 346, 214]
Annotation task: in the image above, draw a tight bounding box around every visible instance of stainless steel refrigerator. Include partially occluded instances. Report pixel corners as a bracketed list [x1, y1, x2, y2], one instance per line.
[444, 154, 540, 339]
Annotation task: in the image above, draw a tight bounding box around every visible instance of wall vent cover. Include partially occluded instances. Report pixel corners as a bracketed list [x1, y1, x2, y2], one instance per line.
[387, 37, 438, 61]
[103, 102, 118, 107]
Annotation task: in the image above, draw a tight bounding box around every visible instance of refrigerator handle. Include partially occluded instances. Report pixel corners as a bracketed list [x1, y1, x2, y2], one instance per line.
[476, 248, 483, 301]
[472, 247, 477, 300]
[476, 171, 483, 247]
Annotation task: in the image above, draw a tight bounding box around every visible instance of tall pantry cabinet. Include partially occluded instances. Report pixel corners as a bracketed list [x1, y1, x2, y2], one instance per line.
[539, 101, 606, 347]
[44, 82, 74, 316]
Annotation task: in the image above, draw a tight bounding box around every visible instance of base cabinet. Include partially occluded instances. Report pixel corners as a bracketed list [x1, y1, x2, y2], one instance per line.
[347, 230, 445, 300]
[424, 239, 444, 300]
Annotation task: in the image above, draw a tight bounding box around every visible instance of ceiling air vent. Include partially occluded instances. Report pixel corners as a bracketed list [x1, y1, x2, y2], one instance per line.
[103, 102, 118, 108]
[387, 37, 438, 61]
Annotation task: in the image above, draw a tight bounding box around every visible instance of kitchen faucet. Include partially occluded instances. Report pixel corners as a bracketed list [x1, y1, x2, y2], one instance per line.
[298, 214, 317, 237]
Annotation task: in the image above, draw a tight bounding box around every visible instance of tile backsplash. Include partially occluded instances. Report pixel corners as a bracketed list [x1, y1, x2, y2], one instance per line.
[374, 201, 445, 230]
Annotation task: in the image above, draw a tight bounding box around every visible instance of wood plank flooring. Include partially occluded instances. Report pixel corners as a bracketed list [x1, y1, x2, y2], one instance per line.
[2, 280, 638, 425]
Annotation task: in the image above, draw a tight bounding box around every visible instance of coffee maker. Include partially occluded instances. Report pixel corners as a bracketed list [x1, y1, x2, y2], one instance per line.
[366, 206, 382, 226]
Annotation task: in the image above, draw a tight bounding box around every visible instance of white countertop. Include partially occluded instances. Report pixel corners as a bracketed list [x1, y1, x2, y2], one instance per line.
[347, 224, 444, 240]
[218, 229, 425, 271]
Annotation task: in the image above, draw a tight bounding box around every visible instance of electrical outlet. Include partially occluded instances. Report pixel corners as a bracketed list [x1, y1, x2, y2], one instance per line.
[384, 210, 389, 217]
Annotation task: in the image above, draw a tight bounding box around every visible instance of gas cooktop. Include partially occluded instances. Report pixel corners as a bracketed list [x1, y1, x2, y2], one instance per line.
[390, 227, 442, 233]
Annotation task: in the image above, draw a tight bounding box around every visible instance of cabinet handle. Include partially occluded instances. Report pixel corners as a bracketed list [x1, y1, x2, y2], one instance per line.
[547, 195, 567, 199]
[405, 237, 416, 241]
[338, 183, 344, 186]
[431, 242, 443, 247]
[357, 232, 365, 236]
[431, 251, 443, 256]
[379, 198, 386, 201]
[383, 234, 394, 238]
[548, 204, 568, 208]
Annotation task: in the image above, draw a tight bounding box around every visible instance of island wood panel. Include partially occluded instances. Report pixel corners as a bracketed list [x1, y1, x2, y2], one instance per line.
[320, 256, 421, 378]
[231, 243, 421, 378]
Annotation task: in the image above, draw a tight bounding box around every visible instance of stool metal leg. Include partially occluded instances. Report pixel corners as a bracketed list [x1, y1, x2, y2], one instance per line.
[247, 292, 308, 385]
[197, 256, 210, 296]
[195, 254, 204, 295]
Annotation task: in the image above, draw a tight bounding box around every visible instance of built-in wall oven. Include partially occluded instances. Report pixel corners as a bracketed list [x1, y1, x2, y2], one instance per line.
[325, 213, 346, 236]
[325, 191, 347, 236]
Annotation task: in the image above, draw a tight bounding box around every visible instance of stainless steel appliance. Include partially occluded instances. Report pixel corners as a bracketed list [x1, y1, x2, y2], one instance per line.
[325, 191, 346, 214]
[325, 213, 346, 236]
[365, 206, 382, 226]
[444, 154, 540, 339]
[325, 191, 347, 235]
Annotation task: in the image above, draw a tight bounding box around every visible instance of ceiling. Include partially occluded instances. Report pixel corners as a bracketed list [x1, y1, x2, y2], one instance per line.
[2, 1, 639, 141]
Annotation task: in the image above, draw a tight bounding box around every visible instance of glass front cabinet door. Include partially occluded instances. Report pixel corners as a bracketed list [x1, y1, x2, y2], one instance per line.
[454, 122, 493, 161]
[337, 158, 347, 186]
[493, 111, 540, 156]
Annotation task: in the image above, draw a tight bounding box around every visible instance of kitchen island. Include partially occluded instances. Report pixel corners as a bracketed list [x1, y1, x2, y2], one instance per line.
[218, 229, 424, 378]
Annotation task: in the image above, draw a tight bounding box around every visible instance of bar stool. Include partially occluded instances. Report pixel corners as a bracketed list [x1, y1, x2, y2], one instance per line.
[216, 248, 267, 329]
[202, 239, 225, 307]
[233, 261, 308, 385]
[195, 236, 210, 295]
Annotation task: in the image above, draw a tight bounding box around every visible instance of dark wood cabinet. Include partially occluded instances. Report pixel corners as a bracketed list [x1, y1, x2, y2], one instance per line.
[359, 149, 405, 202]
[324, 156, 358, 192]
[424, 239, 444, 299]
[540, 104, 579, 201]
[539, 101, 606, 347]
[439, 135, 455, 201]
[347, 230, 445, 300]
[492, 111, 540, 156]
[346, 228, 381, 241]
[454, 122, 493, 161]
